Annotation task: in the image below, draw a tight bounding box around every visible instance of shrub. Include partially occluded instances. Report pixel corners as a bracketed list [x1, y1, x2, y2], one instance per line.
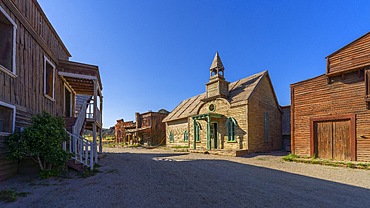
[5, 112, 71, 177]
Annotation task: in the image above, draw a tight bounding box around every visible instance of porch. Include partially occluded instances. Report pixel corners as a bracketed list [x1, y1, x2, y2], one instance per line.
[58, 60, 103, 169]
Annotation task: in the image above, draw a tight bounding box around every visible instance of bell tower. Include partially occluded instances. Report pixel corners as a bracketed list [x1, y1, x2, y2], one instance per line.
[204, 52, 229, 101]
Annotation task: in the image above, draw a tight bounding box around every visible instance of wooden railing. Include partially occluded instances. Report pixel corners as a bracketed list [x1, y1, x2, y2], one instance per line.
[72, 100, 88, 135]
[63, 131, 96, 170]
[86, 102, 102, 125]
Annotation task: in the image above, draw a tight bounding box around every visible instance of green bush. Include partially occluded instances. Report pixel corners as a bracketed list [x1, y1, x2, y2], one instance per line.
[5, 112, 71, 177]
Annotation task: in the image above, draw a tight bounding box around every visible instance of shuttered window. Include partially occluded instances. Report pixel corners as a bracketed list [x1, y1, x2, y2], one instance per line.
[184, 130, 188, 141]
[226, 117, 237, 142]
[0, 6, 17, 76]
[195, 122, 201, 142]
[169, 132, 174, 143]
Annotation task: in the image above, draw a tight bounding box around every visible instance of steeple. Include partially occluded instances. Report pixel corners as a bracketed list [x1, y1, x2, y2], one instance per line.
[203, 52, 229, 101]
[210, 52, 225, 79]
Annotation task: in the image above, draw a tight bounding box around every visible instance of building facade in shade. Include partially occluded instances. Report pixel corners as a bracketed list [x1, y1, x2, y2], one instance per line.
[163, 53, 282, 155]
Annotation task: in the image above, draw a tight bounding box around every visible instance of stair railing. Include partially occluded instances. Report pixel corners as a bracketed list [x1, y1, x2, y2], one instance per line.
[72, 99, 89, 136]
[63, 131, 95, 170]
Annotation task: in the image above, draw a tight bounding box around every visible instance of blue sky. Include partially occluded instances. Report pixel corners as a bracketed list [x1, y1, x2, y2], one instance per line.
[37, 0, 370, 128]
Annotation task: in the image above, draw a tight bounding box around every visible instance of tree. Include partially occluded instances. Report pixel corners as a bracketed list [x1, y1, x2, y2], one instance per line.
[5, 112, 71, 176]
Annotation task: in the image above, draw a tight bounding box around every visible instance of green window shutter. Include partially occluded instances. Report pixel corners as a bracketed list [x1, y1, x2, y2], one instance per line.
[264, 112, 269, 142]
[226, 117, 236, 142]
[195, 123, 200, 142]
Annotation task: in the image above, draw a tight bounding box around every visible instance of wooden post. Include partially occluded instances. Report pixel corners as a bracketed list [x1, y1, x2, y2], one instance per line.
[193, 119, 196, 150]
[99, 127, 103, 153]
[93, 123, 98, 163]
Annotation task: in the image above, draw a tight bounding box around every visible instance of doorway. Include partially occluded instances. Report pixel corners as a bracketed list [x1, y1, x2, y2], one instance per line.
[210, 123, 218, 149]
[64, 86, 72, 117]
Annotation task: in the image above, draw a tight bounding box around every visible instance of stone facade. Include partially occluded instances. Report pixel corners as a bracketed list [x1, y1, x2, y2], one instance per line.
[163, 53, 282, 154]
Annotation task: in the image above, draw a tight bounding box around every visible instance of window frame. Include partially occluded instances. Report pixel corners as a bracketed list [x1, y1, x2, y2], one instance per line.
[44, 55, 56, 101]
[226, 117, 237, 142]
[0, 101, 16, 136]
[195, 121, 201, 142]
[0, 5, 17, 77]
[169, 131, 174, 143]
[184, 130, 188, 142]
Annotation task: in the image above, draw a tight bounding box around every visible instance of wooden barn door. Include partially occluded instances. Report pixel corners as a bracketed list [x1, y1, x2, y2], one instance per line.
[314, 119, 351, 160]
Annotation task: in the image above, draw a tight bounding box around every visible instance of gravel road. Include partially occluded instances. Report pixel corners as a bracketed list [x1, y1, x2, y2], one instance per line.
[1, 147, 370, 208]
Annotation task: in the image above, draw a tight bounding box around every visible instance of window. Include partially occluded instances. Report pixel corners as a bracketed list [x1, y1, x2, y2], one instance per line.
[0, 101, 15, 136]
[184, 130, 188, 142]
[195, 122, 201, 142]
[226, 117, 237, 142]
[169, 132, 174, 143]
[0, 6, 17, 76]
[264, 112, 269, 142]
[44, 56, 55, 100]
[365, 69, 370, 100]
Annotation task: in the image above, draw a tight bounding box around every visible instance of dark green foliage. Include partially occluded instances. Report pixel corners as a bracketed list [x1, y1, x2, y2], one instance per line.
[5, 112, 71, 177]
[0, 189, 29, 203]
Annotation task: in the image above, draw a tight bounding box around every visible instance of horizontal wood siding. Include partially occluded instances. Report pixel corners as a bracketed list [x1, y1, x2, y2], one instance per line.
[291, 71, 370, 161]
[0, 136, 18, 181]
[328, 33, 370, 74]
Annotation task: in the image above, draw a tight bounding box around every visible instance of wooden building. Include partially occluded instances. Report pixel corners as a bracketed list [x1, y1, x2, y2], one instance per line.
[291, 32, 370, 161]
[114, 119, 136, 144]
[163, 53, 282, 155]
[0, 0, 103, 181]
[115, 110, 169, 146]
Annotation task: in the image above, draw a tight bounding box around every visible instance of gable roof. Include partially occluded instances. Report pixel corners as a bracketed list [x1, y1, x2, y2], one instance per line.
[326, 32, 370, 58]
[163, 70, 267, 122]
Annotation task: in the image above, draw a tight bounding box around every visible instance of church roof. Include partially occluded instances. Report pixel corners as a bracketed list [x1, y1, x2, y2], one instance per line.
[163, 70, 268, 122]
[210, 52, 224, 69]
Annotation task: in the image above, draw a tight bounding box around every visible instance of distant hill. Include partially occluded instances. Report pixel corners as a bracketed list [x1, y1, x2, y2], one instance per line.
[83, 126, 115, 138]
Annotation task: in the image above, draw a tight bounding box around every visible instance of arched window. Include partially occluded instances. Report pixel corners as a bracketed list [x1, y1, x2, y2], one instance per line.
[169, 131, 174, 143]
[226, 117, 237, 142]
[195, 121, 201, 142]
[184, 130, 188, 141]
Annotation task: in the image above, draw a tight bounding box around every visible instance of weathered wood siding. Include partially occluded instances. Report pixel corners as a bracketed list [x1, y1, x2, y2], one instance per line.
[327, 33, 370, 75]
[291, 71, 370, 161]
[0, 0, 71, 181]
[248, 75, 282, 152]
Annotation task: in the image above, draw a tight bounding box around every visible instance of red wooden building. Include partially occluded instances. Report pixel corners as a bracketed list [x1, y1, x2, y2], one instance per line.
[291, 32, 370, 161]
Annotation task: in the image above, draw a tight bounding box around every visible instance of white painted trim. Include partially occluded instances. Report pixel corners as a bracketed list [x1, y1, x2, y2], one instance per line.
[0, 101, 16, 133]
[0, 5, 17, 76]
[43, 55, 56, 101]
[58, 71, 97, 80]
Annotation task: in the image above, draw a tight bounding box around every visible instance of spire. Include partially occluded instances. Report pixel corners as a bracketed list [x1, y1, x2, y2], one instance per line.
[210, 52, 224, 70]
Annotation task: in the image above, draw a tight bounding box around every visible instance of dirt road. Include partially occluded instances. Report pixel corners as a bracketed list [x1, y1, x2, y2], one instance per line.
[1, 147, 370, 207]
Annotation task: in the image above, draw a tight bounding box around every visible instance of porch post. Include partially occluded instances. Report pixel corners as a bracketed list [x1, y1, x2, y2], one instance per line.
[193, 118, 196, 150]
[93, 123, 98, 163]
[99, 127, 103, 153]
[207, 116, 211, 150]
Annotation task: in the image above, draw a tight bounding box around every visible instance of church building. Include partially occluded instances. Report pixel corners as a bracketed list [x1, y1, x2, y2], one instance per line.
[163, 53, 282, 155]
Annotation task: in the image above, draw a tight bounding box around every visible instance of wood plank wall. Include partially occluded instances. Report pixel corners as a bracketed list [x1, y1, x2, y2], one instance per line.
[328, 33, 370, 75]
[291, 72, 370, 161]
[0, 0, 71, 180]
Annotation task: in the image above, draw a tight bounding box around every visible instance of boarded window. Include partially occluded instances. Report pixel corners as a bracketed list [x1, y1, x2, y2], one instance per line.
[169, 132, 174, 143]
[0, 103, 14, 135]
[226, 117, 237, 142]
[44, 57, 55, 99]
[0, 6, 16, 74]
[184, 130, 188, 141]
[264, 112, 269, 142]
